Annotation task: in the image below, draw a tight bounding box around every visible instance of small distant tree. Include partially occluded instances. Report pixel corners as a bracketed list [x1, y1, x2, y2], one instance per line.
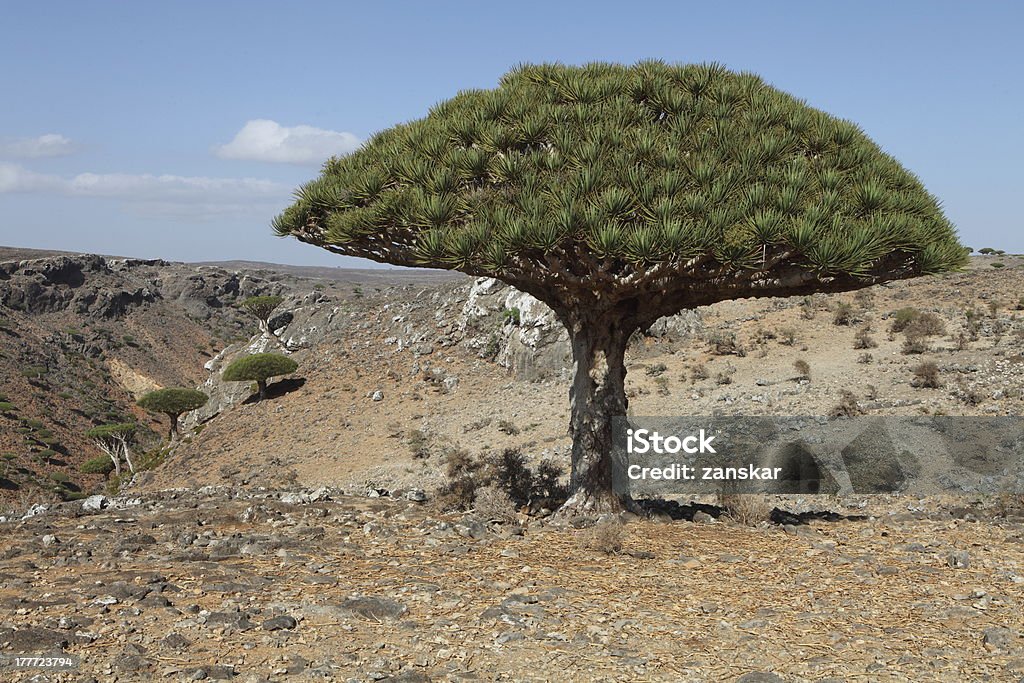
[241, 295, 285, 334]
[80, 455, 116, 480]
[222, 353, 298, 400]
[137, 388, 209, 439]
[85, 423, 137, 478]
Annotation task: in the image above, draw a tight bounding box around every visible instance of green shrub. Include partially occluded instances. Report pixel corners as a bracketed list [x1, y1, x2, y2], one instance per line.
[0, 401, 16, 413]
[890, 307, 920, 332]
[80, 456, 115, 477]
[20, 365, 48, 379]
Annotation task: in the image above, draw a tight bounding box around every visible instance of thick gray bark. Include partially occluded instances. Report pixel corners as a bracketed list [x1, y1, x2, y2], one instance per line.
[556, 311, 637, 516]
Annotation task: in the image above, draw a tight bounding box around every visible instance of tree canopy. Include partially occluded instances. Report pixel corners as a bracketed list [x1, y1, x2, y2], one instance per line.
[223, 353, 298, 400]
[273, 61, 964, 325]
[137, 388, 209, 438]
[240, 295, 284, 323]
[85, 423, 137, 440]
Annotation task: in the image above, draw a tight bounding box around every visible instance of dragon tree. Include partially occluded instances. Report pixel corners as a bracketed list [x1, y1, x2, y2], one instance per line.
[273, 61, 965, 515]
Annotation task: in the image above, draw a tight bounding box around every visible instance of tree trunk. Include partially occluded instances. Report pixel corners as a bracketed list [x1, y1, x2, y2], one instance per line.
[120, 437, 135, 474]
[556, 312, 636, 516]
[257, 379, 267, 400]
[168, 413, 179, 440]
[108, 451, 121, 478]
[260, 319, 289, 351]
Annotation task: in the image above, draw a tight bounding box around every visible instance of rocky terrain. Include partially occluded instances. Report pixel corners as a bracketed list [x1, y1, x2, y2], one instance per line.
[1, 488, 1023, 681]
[1, 246, 1023, 680]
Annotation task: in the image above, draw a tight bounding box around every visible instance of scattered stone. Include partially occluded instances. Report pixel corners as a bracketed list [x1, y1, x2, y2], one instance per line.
[262, 615, 298, 631]
[947, 551, 970, 569]
[736, 673, 786, 683]
[983, 626, 1015, 651]
[692, 511, 715, 524]
[161, 633, 191, 651]
[21, 503, 48, 520]
[371, 390, 384, 402]
[82, 495, 109, 511]
[337, 596, 408, 621]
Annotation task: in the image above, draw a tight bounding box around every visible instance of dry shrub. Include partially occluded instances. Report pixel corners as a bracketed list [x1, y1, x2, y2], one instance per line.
[435, 449, 482, 511]
[911, 362, 942, 388]
[902, 331, 930, 354]
[474, 485, 518, 523]
[831, 390, 864, 417]
[691, 364, 710, 381]
[854, 327, 878, 349]
[434, 448, 567, 513]
[995, 491, 1024, 518]
[906, 312, 947, 337]
[719, 492, 772, 527]
[794, 359, 811, 380]
[583, 521, 625, 555]
[833, 302, 856, 326]
[706, 331, 743, 356]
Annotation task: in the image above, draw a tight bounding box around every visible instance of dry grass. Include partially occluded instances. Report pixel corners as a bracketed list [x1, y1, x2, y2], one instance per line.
[582, 521, 626, 554]
[718, 493, 773, 527]
[473, 485, 518, 523]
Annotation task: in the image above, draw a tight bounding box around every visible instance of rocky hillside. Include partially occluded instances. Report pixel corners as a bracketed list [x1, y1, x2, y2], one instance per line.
[0, 250, 353, 501]
[2, 247, 1023, 508]
[136, 254, 1024, 500]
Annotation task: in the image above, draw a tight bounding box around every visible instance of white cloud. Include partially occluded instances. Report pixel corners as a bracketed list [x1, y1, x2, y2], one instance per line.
[0, 163, 66, 192]
[215, 119, 361, 165]
[0, 133, 77, 159]
[0, 163, 289, 219]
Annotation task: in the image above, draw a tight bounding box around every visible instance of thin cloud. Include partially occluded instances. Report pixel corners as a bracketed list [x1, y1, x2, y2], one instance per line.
[0, 133, 77, 159]
[0, 163, 289, 219]
[215, 119, 361, 165]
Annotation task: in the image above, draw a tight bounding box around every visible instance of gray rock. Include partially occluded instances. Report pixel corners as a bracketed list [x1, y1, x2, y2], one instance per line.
[405, 489, 427, 502]
[82, 494, 109, 512]
[262, 615, 297, 631]
[337, 596, 408, 621]
[692, 511, 715, 524]
[371, 390, 384, 402]
[280, 492, 310, 505]
[41, 534, 59, 546]
[983, 626, 1015, 651]
[454, 518, 487, 539]
[947, 550, 970, 568]
[736, 673, 785, 683]
[21, 503, 48, 520]
[161, 633, 191, 651]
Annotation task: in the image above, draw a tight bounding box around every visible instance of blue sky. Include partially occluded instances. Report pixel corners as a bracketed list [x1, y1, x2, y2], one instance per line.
[1, 1, 1021, 267]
